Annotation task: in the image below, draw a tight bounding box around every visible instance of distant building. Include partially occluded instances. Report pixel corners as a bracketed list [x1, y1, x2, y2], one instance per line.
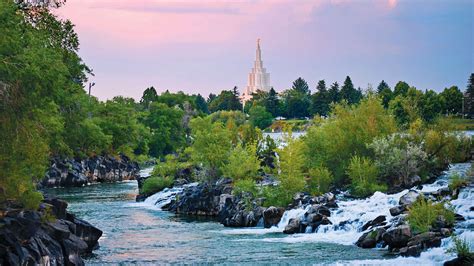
[241, 39, 271, 104]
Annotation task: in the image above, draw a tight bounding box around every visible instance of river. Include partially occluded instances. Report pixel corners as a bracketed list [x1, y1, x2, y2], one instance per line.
[43, 163, 473, 265]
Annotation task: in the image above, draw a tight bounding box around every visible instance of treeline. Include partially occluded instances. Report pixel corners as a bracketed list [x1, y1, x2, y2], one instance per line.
[144, 96, 472, 207]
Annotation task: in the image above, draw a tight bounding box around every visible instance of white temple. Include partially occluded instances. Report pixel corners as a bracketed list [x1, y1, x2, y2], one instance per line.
[241, 39, 271, 104]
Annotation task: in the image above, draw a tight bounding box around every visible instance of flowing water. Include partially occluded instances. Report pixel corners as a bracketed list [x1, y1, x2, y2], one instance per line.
[43, 164, 473, 265]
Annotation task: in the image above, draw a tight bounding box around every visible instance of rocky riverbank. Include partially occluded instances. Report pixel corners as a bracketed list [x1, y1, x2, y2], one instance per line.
[139, 163, 472, 264]
[0, 197, 102, 265]
[40, 154, 140, 188]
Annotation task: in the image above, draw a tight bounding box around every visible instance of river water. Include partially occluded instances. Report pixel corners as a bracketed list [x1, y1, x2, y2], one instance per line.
[43, 163, 473, 265]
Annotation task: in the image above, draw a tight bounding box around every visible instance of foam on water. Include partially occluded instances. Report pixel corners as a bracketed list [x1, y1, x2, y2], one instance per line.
[222, 163, 473, 264]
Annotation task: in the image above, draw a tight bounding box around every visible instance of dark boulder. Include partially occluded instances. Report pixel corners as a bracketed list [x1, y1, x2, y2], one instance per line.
[356, 228, 386, 249]
[399, 190, 420, 206]
[283, 218, 302, 234]
[263, 207, 285, 228]
[444, 255, 474, 266]
[390, 205, 407, 216]
[382, 225, 412, 249]
[361, 215, 386, 231]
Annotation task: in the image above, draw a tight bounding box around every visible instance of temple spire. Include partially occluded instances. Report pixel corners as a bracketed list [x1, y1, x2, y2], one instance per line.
[241, 38, 272, 104]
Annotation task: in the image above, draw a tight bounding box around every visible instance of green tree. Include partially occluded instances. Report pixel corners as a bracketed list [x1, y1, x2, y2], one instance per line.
[195, 93, 209, 114]
[208, 88, 242, 112]
[310, 80, 330, 116]
[421, 90, 444, 122]
[292, 77, 310, 94]
[346, 156, 386, 197]
[439, 86, 462, 115]
[394, 81, 410, 96]
[144, 102, 184, 157]
[249, 105, 273, 129]
[377, 80, 393, 108]
[140, 86, 158, 109]
[340, 76, 361, 104]
[328, 82, 340, 103]
[222, 143, 260, 181]
[187, 117, 233, 179]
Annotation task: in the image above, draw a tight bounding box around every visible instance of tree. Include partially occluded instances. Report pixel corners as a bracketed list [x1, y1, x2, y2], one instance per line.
[340, 76, 360, 104]
[420, 90, 444, 122]
[377, 80, 393, 108]
[208, 89, 243, 113]
[222, 143, 260, 181]
[195, 94, 209, 114]
[265, 88, 280, 117]
[144, 102, 184, 157]
[292, 77, 310, 94]
[140, 86, 158, 109]
[394, 81, 410, 96]
[249, 105, 273, 129]
[389, 87, 423, 127]
[467, 73, 474, 95]
[328, 82, 340, 104]
[310, 80, 330, 116]
[188, 117, 233, 178]
[439, 86, 462, 115]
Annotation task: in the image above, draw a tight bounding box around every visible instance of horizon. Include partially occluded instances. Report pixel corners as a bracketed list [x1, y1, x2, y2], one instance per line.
[56, 0, 473, 100]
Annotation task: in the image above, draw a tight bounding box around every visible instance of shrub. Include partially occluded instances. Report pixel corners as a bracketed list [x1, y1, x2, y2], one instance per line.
[346, 156, 386, 197]
[369, 134, 428, 186]
[307, 166, 333, 196]
[303, 96, 396, 185]
[222, 143, 260, 181]
[273, 133, 306, 206]
[407, 197, 455, 234]
[449, 173, 470, 191]
[141, 176, 174, 195]
[233, 178, 258, 197]
[447, 236, 473, 260]
[249, 105, 273, 130]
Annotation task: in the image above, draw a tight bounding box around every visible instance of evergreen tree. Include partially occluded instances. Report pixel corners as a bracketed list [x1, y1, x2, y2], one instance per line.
[140, 86, 158, 109]
[265, 88, 280, 117]
[340, 76, 359, 104]
[208, 88, 242, 113]
[377, 80, 390, 93]
[195, 94, 209, 114]
[292, 77, 310, 95]
[467, 73, 474, 95]
[310, 80, 330, 116]
[207, 93, 217, 104]
[376, 80, 393, 108]
[328, 82, 340, 104]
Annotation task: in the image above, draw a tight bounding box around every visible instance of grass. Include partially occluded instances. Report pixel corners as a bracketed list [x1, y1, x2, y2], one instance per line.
[447, 236, 473, 260]
[449, 173, 470, 191]
[451, 118, 474, 130]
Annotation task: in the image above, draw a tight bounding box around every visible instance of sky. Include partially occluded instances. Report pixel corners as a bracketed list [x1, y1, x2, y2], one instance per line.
[55, 0, 474, 100]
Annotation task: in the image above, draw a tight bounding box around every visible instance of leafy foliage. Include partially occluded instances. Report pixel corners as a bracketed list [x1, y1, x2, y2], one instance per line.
[249, 105, 273, 129]
[346, 156, 386, 197]
[141, 176, 174, 195]
[307, 166, 333, 196]
[222, 143, 261, 181]
[407, 197, 455, 234]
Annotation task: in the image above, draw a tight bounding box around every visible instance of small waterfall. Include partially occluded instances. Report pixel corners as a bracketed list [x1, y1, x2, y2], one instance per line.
[141, 182, 199, 210]
[260, 163, 472, 249]
[143, 187, 184, 209]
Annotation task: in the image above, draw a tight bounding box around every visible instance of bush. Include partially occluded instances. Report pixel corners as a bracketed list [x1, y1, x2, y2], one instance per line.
[303, 96, 396, 185]
[447, 236, 473, 260]
[233, 178, 258, 197]
[407, 197, 455, 234]
[273, 133, 306, 206]
[141, 176, 174, 195]
[346, 156, 386, 197]
[307, 166, 333, 196]
[369, 133, 428, 186]
[222, 143, 260, 181]
[449, 173, 470, 191]
[249, 105, 273, 130]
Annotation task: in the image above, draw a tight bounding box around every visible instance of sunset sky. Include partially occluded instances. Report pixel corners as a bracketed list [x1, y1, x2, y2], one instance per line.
[56, 0, 473, 100]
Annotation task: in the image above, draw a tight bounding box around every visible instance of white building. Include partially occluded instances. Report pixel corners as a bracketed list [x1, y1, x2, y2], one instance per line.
[241, 39, 271, 104]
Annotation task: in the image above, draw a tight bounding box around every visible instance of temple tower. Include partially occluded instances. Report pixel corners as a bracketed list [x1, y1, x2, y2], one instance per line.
[241, 39, 271, 104]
